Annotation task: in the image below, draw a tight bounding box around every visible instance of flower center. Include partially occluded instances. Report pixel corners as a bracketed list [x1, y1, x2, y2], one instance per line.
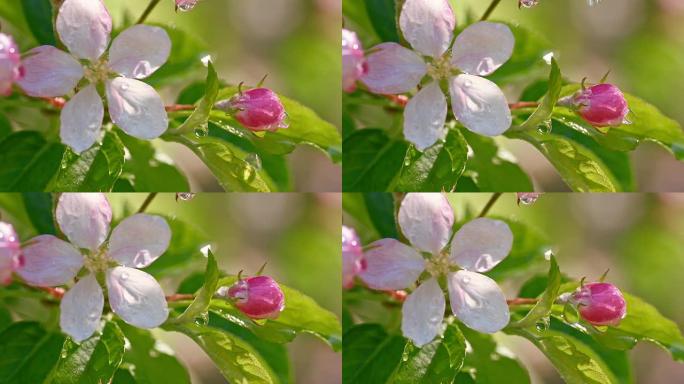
[83, 246, 115, 274]
[84, 58, 111, 84]
[427, 55, 456, 80]
[425, 252, 453, 277]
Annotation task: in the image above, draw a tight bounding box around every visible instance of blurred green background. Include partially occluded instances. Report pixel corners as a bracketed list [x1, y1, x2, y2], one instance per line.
[451, 0, 684, 191]
[441, 193, 684, 383]
[0, 193, 342, 384]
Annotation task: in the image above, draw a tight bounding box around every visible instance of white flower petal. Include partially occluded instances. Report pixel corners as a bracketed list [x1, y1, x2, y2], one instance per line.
[56, 193, 112, 251]
[449, 74, 512, 136]
[108, 25, 171, 79]
[60, 274, 103, 342]
[107, 267, 169, 328]
[404, 82, 447, 151]
[17, 46, 84, 97]
[56, 0, 112, 61]
[108, 214, 171, 268]
[359, 238, 425, 290]
[361, 43, 427, 94]
[449, 218, 513, 272]
[451, 22, 514, 76]
[399, 0, 455, 58]
[60, 85, 104, 154]
[106, 78, 168, 139]
[401, 278, 445, 347]
[17, 235, 83, 286]
[447, 270, 509, 333]
[398, 193, 454, 254]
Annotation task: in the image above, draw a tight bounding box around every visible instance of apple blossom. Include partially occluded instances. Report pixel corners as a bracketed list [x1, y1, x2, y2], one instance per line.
[342, 29, 367, 93]
[359, 193, 513, 346]
[361, 0, 514, 150]
[571, 282, 627, 326]
[18, 193, 171, 342]
[0, 33, 23, 96]
[342, 225, 365, 289]
[0, 222, 23, 285]
[217, 88, 288, 132]
[567, 83, 630, 127]
[225, 276, 285, 319]
[17, 0, 171, 154]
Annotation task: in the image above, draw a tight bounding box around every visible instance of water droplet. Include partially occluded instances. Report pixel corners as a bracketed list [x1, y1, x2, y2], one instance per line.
[134, 250, 151, 267]
[462, 276, 471, 284]
[537, 119, 552, 134]
[200, 244, 211, 257]
[245, 153, 262, 171]
[200, 54, 212, 66]
[120, 82, 129, 91]
[463, 79, 473, 88]
[241, 166, 256, 183]
[535, 318, 550, 332]
[88, 312, 99, 320]
[194, 312, 209, 326]
[120, 272, 129, 281]
[194, 123, 208, 138]
[544, 249, 553, 261]
[176, 0, 198, 12]
[587, 0, 602, 6]
[61, 350, 68, 358]
[519, 0, 539, 8]
[542, 52, 554, 65]
[177, 193, 196, 201]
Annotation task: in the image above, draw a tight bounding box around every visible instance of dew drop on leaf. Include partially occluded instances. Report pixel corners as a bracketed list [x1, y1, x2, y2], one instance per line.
[245, 153, 262, 171]
[194, 123, 209, 138]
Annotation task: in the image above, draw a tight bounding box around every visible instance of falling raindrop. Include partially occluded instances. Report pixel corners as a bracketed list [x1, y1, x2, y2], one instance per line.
[519, 0, 539, 8]
[177, 193, 196, 201]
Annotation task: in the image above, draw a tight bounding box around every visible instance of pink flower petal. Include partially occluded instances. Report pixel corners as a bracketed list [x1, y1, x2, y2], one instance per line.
[399, 0, 455, 58]
[449, 74, 511, 136]
[451, 22, 514, 76]
[359, 238, 425, 290]
[398, 193, 454, 254]
[401, 278, 445, 346]
[404, 82, 447, 151]
[17, 235, 83, 287]
[107, 267, 169, 328]
[447, 270, 509, 333]
[108, 25, 171, 79]
[361, 42, 427, 95]
[106, 77, 168, 139]
[56, 0, 112, 61]
[60, 274, 103, 342]
[449, 218, 513, 272]
[0, 33, 23, 96]
[17, 46, 83, 97]
[56, 193, 112, 251]
[108, 214, 171, 268]
[60, 85, 104, 154]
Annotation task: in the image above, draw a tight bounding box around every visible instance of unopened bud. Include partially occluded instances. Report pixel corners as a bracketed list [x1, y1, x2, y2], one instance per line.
[342, 226, 365, 289]
[564, 83, 629, 127]
[342, 29, 367, 93]
[224, 276, 285, 319]
[571, 282, 627, 326]
[217, 88, 288, 132]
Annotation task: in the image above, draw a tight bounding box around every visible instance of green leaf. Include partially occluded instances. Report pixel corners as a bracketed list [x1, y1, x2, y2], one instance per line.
[517, 58, 562, 131]
[395, 129, 468, 192]
[591, 293, 684, 361]
[116, 132, 190, 192]
[50, 131, 125, 192]
[342, 324, 405, 384]
[20, 0, 56, 46]
[509, 130, 619, 192]
[557, 86, 684, 160]
[116, 322, 190, 384]
[510, 256, 561, 328]
[390, 322, 466, 383]
[144, 218, 209, 278]
[459, 130, 533, 192]
[0, 1, 32, 40]
[486, 218, 551, 281]
[0, 308, 11, 332]
[460, 327, 530, 384]
[46, 321, 125, 384]
[363, 193, 398, 239]
[0, 132, 65, 192]
[169, 323, 278, 384]
[364, 0, 400, 43]
[0, 322, 65, 384]
[175, 62, 219, 135]
[211, 276, 342, 351]
[508, 327, 618, 384]
[0, 114, 11, 142]
[21, 192, 56, 235]
[173, 250, 219, 324]
[342, 129, 408, 191]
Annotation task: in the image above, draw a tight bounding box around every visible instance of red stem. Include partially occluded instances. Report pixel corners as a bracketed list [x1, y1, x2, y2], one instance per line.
[41, 97, 195, 112]
[507, 298, 539, 306]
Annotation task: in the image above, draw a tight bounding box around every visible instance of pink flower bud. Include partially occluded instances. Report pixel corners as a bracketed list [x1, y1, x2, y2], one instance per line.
[342, 29, 367, 93]
[226, 276, 285, 319]
[222, 88, 288, 132]
[517, 192, 541, 205]
[175, 0, 199, 12]
[0, 222, 23, 285]
[572, 83, 629, 127]
[571, 282, 627, 326]
[0, 33, 23, 96]
[342, 226, 365, 289]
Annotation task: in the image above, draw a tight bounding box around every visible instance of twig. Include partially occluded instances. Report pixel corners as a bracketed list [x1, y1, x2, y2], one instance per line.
[478, 193, 503, 217]
[481, 0, 503, 21]
[507, 298, 539, 306]
[137, 193, 158, 213]
[136, 0, 162, 24]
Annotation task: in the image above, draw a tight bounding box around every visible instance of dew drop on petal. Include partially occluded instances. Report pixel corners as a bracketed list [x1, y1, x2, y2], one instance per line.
[120, 271, 129, 281]
[462, 275, 471, 284]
